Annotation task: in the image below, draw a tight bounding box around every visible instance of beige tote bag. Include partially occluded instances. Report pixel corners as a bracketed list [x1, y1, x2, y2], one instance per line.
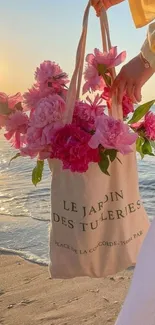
[48, 1, 149, 279]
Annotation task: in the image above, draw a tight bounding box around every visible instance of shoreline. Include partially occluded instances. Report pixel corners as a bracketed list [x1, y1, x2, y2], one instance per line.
[0, 253, 132, 325]
[0, 247, 48, 266]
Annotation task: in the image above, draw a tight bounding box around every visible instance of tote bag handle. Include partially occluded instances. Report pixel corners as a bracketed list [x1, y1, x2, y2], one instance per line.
[64, 0, 123, 123]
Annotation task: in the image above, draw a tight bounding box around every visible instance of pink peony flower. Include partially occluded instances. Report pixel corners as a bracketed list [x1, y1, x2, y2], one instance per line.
[22, 127, 46, 153]
[20, 146, 40, 159]
[0, 92, 7, 104]
[26, 123, 61, 148]
[42, 122, 63, 144]
[20, 143, 53, 160]
[101, 87, 134, 117]
[20, 124, 58, 159]
[86, 47, 126, 69]
[8, 93, 23, 109]
[0, 92, 23, 110]
[83, 66, 105, 94]
[24, 61, 69, 111]
[144, 112, 155, 140]
[4, 111, 29, 149]
[83, 47, 126, 94]
[24, 81, 68, 111]
[35, 61, 69, 100]
[35, 61, 69, 87]
[31, 94, 65, 128]
[23, 84, 52, 111]
[73, 94, 105, 131]
[51, 124, 100, 172]
[26, 126, 43, 146]
[0, 92, 23, 117]
[89, 115, 138, 154]
[131, 112, 155, 140]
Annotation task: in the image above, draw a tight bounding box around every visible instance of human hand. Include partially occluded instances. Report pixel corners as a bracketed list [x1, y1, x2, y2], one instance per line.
[91, 0, 124, 16]
[111, 54, 154, 104]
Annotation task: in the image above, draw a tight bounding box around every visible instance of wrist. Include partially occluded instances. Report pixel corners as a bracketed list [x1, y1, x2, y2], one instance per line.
[141, 38, 155, 70]
[139, 52, 151, 69]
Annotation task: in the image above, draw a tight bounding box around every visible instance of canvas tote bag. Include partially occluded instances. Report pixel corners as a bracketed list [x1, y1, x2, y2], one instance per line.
[48, 1, 149, 279]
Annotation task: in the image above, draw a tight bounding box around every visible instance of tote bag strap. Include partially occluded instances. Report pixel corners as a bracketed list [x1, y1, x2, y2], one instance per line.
[99, 6, 123, 120]
[64, 0, 122, 124]
[64, 1, 90, 123]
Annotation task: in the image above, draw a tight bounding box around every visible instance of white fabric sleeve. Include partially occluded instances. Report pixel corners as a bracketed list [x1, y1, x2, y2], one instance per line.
[141, 22, 155, 69]
[115, 218, 155, 325]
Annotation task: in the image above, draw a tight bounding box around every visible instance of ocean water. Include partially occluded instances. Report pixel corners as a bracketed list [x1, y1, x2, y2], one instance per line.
[0, 132, 155, 265]
[0, 134, 51, 265]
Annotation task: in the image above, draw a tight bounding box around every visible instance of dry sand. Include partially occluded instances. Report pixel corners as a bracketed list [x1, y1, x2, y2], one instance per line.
[0, 253, 132, 325]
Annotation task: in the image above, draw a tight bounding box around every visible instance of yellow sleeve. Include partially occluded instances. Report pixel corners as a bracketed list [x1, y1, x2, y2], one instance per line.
[141, 22, 155, 69]
[128, 0, 155, 28]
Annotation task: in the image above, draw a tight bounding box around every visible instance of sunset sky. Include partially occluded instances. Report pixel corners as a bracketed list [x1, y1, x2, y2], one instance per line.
[0, 0, 155, 102]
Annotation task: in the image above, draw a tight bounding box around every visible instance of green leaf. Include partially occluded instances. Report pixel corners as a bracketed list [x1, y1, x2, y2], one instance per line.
[142, 139, 154, 156]
[128, 100, 155, 124]
[9, 152, 21, 165]
[32, 160, 44, 186]
[105, 149, 117, 162]
[136, 137, 144, 159]
[98, 153, 110, 176]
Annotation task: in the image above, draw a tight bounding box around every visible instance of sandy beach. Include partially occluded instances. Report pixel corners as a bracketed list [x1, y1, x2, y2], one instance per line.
[0, 253, 133, 325]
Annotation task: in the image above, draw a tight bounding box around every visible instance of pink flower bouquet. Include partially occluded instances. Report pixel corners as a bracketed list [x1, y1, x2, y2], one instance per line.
[0, 49, 154, 185]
